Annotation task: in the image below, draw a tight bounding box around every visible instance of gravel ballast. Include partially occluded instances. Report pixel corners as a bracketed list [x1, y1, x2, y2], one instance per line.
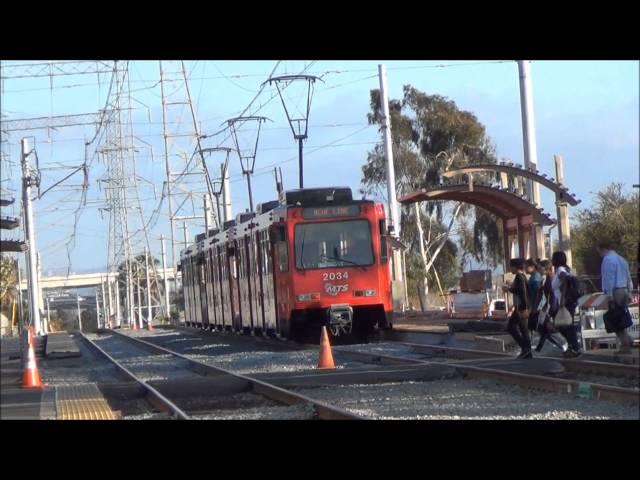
[293, 378, 640, 420]
[125, 329, 368, 374]
[191, 403, 315, 420]
[86, 333, 202, 382]
[38, 335, 122, 386]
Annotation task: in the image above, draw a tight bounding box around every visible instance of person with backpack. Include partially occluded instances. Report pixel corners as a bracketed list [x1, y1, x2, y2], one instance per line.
[598, 241, 634, 353]
[502, 258, 532, 359]
[525, 259, 543, 335]
[551, 251, 583, 358]
[534, 259, 568, 353]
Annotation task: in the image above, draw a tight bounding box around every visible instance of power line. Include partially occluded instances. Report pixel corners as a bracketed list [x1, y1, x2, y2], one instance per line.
[228, 125, 376, 182]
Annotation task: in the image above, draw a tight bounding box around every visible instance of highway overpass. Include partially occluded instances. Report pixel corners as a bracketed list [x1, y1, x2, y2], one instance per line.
[19, 267, 178, 291]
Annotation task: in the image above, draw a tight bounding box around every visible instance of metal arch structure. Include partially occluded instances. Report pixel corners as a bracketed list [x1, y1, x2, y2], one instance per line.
[440, 157, 580, 265]
[265, 74, 323, 189]
[440, 161, 581, 206]
[400, 183, 555, 226]
[399, 182, 556, 269]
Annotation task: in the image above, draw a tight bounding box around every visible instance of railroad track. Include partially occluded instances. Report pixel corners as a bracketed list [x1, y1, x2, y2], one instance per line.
[78, 331, 190, 419]
[332, 342, 639, 406]
[391, 342, 639, 380]
[80, 329, 360, 420]
[114, 326, 638, 416]
[154, 325, 639, 394]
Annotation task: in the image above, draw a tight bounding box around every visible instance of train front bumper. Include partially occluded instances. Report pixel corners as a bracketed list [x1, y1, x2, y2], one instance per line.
[326, 304, 353, 336]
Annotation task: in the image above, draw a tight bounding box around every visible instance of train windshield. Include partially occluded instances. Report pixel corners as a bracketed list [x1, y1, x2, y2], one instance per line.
[294, 219, 374, 270]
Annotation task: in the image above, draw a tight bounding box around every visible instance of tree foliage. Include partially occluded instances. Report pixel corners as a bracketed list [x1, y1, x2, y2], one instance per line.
[572, 183, 639, 276]
[0, 255, 18, 316]
[116, 254, 162, 305]
[361, 85, 503, 298]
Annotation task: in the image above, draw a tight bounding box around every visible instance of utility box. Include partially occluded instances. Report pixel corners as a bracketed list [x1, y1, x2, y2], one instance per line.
[459, 270, 492, 292]
[448, 291, 490, 319]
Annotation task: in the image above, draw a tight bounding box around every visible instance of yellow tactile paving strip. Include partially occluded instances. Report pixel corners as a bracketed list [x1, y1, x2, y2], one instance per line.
[56, 383, 118, 420]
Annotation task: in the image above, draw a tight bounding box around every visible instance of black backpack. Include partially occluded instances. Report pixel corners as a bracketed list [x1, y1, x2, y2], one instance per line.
[564, 274, 583, 310]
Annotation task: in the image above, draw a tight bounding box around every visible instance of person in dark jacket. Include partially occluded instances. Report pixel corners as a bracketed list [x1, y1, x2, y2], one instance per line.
[534, 259, 567, 352]
[502, 258, 532, 359]
[525, 258, 543, 335]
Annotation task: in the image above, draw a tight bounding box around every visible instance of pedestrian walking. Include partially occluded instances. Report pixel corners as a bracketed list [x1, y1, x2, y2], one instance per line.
[598, 241, 634, 353]
[502, 258, 532, 359]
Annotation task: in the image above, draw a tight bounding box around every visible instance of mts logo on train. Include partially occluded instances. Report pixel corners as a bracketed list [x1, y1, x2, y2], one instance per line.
[180, 187, 394, 340]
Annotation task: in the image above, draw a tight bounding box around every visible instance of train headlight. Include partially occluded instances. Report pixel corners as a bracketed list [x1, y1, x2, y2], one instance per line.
[354, 289, 376, 297]
[297, 293, 320, 302]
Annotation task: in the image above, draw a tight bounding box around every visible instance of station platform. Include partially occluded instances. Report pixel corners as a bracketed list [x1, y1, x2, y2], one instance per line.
[1, 333, 118, 420]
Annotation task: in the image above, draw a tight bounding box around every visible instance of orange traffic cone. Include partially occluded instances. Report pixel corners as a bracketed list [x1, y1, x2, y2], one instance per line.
[147, 319, 154, 331]
[132, 317, 138, 330]
[317, 326, 335, 369]
[22, 328, 44, 389]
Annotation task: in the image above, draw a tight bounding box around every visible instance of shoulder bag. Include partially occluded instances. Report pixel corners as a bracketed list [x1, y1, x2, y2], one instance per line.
[554, 306, 573, 327]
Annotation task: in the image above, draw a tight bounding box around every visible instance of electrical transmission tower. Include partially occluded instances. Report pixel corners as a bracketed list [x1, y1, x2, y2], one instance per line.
[100, 63, 134, 327]
[99, 62, 164, 328]
[159, 61, 214, 276]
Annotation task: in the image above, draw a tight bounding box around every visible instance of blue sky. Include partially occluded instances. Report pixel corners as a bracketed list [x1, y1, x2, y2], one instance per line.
[1, 60, 638, 275]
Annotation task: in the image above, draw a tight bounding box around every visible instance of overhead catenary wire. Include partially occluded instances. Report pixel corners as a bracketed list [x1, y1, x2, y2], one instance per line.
[2, 59, 517, 276]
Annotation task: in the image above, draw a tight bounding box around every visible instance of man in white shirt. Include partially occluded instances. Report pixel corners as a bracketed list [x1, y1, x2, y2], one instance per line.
[598, 241, 634, 353]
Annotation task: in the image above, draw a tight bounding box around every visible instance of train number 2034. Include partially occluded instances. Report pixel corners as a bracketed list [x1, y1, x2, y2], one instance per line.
[322, 271, 349, 281]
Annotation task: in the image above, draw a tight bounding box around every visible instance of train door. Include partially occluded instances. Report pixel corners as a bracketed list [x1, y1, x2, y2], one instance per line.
[272, 223, 291, 336]
[260, 228, 277, 334]
[219, 245, 229, 329]
[184, 258, 191, 325]
[191, 258, 198, 325]
[194, 255, 204, 326]
[189, 257, 199, 325]
[236, 238, 248, 331]
[209, 248, 220, 329]
[182, 258, 191, 325]
[200, 253, 209, 327]
[241, 235, 255, 330]
[250, 229, 265, 334]
[227, 243, 242, 331]
[212, 246, 226, 328]
[203, 253, 212, 327]
[206, 248, 217, 328]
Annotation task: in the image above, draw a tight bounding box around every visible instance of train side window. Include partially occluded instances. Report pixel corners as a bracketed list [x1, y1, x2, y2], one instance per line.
[379, 219, 388, 264]
[277, 226, 289, 272]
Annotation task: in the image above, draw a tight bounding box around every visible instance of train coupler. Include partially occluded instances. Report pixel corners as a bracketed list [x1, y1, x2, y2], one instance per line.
[327, 304, 353, 336]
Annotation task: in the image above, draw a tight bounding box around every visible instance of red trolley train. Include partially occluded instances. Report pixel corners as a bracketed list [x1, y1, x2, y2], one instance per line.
[179, 187, 393, 339]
